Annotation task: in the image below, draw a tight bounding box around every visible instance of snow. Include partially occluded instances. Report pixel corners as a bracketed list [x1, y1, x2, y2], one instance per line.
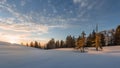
[0, 43, 120, 68]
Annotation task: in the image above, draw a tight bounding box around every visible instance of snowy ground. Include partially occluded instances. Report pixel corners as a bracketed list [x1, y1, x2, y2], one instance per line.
[0, 44, 120, 68]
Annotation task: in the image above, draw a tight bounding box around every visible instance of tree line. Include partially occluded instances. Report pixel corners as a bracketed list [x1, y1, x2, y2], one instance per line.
[45, 35, 76, 49]
[21, 41, 42, 49]
[21, 25, 120, 49]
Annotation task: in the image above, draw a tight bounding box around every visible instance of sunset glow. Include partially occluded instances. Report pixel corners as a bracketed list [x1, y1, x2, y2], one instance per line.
[8, 37, 18, 44]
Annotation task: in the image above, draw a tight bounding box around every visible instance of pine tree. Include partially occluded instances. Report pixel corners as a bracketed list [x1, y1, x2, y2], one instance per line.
[60, 40, 64, 48]
[55, 40, 59, 48]
[66, 35, 71, 47]
[75, 31, 86, 52]
[114, 25, 120, 45]
[39, 42, 41, 48]
[30, 42, 34, 47]
[65, 35, 75, 48]
[72, 36, 76, 47]
[76, 36, 81, 47]
[100, 33, 105, 46]
[34, 41, 39, 48]
[109, 29, 115, 45]
[86, 30, 96, 47]
[26, 43, 29, 46]
[46, 38, 55, 49]
[91, 30, 96, 42]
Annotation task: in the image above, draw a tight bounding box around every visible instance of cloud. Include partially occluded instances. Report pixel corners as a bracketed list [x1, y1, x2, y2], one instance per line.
[0, 0, 108, 44]
[0, 0, 7, 4]
[21, 0, 26, 6]
[0, 2, 49, 33]
[0, 22, 48, 33]
[72, 0, 106, 23]
[73, 0, 82, 3]
[0, 0, 91, 31]
[0, 1, 104, 31]
[0, 0, 93, 37]
[73, 0, 88, 7]
[73, 0, 104, 10]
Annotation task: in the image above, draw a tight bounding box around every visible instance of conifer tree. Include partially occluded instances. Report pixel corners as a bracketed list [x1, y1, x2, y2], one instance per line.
[55, 40, 59, 48]
[26, 43, 29, 46]
[30, 42, 34, 47]
[39, 42, 41, 48]
[114, 25, 120, 45]
[66, 35, 75, 48]
[60, 40, 64, 48]
[46, 38, 55, 49]
[34, 41, 39, 48]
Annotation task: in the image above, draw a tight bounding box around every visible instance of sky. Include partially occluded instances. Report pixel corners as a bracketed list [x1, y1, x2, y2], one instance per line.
[0, 0, 120, 44]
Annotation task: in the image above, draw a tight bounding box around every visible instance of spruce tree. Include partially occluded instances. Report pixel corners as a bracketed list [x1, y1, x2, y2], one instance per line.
[60, 40, 64, 48]
[30, 42, 34, 47]
[114, 25, 120, 45]
[34, 41, 39, 48]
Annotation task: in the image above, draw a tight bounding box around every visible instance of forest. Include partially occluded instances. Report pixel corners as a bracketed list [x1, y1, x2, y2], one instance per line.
[21, 25, 120, 50]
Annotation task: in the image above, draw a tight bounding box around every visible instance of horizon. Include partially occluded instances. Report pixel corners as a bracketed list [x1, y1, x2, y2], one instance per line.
[0, 0, 120, 44]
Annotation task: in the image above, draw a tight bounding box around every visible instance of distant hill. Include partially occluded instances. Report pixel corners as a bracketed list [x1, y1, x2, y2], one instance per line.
[0, 41, 11, 45]
[0, 41, 21, 46]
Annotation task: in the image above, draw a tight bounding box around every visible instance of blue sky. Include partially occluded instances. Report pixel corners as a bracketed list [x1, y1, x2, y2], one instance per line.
[0, 0, 120, 44]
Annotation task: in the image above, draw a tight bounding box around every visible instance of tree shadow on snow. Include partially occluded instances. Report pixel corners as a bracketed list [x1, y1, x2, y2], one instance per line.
[105, 51, 120, 53]
[72, 50, 88, 53]
[87, 48, 103, 51]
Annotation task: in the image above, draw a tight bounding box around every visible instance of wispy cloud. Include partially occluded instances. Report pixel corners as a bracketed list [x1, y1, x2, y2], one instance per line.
[0, 0, 96, 32]
[21, 0, 26, 6]
[73, 0, 88, 8]
[0, 1, 49, 33]
[0, 0, 7, 4]
[0, 22, 48, 33]
[0, 0, 107, 43]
